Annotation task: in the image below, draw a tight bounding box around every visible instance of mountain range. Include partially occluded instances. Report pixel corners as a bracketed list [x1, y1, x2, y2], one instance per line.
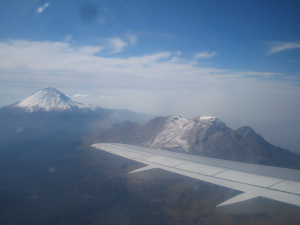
[1, 87, 299, 169]
[96, 116, 300, 169]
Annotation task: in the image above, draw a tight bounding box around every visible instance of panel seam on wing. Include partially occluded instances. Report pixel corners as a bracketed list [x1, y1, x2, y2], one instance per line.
[173, 162, 188, 168]
[268, 180, 285, 188]
[212, 169, 229, 176]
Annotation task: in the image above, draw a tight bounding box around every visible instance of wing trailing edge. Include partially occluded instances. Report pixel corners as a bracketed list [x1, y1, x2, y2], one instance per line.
[91, 143, 300, 214]
[216, 193, 300, 214]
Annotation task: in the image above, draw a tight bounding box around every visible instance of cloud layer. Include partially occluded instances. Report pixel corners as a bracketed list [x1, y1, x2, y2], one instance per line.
[0, 39, 299, 126]
[99, 95, 115, 99]
[107, 37, 127, 53]
[195, 51, 217, 59]
[267, 41, 300, 55]
[126, 35, 137, 45]
[37, 3, 50, 14]
[0, 40, 288, 90]
[73, 94, 91, 98]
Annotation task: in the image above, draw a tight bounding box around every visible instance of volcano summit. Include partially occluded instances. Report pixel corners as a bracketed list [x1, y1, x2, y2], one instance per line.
[12, 87, 97, 112]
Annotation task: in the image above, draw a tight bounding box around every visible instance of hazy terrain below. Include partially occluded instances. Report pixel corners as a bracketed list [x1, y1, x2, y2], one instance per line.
[249, 121, 300, 155]
[1, 133, 300, 225]
[1, 88, 300, 224]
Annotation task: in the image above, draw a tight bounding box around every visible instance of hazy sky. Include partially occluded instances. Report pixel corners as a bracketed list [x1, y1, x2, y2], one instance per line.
[1, 0, 300, 129]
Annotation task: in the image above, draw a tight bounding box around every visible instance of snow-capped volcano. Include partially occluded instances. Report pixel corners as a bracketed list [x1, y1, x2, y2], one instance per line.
[0, 88, 154, 141]
[13, 87, 97, 112]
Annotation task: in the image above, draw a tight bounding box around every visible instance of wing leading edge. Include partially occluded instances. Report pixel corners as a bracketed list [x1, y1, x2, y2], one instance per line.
[91, 143, 300, 214]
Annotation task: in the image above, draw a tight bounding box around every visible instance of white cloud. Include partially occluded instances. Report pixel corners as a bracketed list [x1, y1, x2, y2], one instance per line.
[107, 37, 127, 53]
[195, 51, 217, 59]
[37, 3, 50, 14]
[77, 46, 103, 55]
[1, 39, 300, 132]
[0, 40, 284, 88]
[74, 94, 91, 98]
[99, 95, 116, 99]
[126, 35, 137, 45]
[63, 35, 73, 42]
[138, 31, 176, 38]
[267, 41, 300, 55]
[239, 71, 280, 77]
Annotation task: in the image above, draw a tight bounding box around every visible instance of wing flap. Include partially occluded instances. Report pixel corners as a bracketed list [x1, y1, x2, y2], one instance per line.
[216, 193, 300, 214]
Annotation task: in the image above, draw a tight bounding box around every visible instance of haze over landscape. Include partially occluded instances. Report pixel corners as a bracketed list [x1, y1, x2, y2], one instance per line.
[1, 0, 300, 224]
[1, 86, 300, 224]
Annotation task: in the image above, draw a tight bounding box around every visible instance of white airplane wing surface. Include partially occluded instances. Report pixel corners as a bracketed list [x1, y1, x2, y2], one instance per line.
[91, 143, 300, 214]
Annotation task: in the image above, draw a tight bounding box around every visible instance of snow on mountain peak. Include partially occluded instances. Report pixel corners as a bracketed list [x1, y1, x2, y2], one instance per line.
[147, 115, 222, 152]
[15, 87, 97, 112]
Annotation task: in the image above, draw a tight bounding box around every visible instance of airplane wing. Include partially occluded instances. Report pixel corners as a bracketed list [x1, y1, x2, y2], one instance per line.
[91, 143, 300, 214]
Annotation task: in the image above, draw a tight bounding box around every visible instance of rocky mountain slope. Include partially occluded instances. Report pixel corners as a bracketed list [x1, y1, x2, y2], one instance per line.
[96, 116, 300, 169]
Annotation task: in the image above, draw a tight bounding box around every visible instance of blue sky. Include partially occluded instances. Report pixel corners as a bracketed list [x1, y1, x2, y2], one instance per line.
[1, 0, 300, 144]
[1, 0, 300, 72]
